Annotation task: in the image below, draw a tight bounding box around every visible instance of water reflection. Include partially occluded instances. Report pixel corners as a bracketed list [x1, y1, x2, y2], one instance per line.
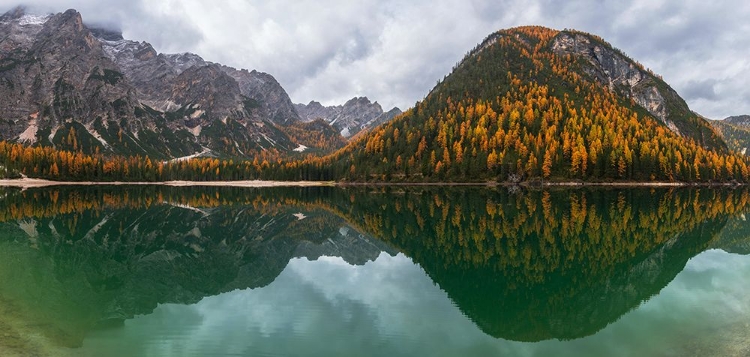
[0, 186, 396, 349]
[0, 186, 748, 354]
[80, 251, 750, 357]
[315, 187, 749, 341]
[82, 254, 500, 357]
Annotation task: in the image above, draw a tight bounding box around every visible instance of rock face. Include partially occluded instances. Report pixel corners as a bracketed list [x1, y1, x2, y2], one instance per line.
[98, 35, 301, 127]
[550, 31, 725, 151]
[220, 66, 300, 126]
[0, 7, 338, 159]
[295, 97, 401, 138]
[0, 9, 146, 146]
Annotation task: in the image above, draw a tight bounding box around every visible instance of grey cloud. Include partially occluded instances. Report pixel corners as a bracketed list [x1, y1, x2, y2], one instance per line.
[0, 0, 205, 50]
[682, 78, 719, 101]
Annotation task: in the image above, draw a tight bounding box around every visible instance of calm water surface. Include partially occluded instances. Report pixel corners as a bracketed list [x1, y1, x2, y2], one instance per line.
[0, 186, 748, 356]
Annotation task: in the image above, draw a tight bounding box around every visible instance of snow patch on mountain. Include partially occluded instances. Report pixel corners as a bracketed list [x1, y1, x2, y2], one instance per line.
[18, 14, 50, 26]
[164, 53, 206, 73]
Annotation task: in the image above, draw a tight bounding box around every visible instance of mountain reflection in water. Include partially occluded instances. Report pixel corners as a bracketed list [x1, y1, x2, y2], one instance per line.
[0, 186, 748, 354]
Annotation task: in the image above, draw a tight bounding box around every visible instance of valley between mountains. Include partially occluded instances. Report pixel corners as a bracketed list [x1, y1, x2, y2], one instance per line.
[0, 7, 748, 183]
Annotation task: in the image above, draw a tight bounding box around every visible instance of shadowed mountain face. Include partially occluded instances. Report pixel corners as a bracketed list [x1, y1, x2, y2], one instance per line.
[0, 186, 748, 349]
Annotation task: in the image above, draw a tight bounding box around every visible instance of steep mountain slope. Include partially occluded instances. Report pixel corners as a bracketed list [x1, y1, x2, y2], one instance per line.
[549, 31, 724, 149]
[320, 26, 743, 182]
[710, 115, 750, 155]
[0, 8, 196, 158]
[0, 7, 343, 159]
[96, 32, 301, 128]
[295, 97, 401, 138]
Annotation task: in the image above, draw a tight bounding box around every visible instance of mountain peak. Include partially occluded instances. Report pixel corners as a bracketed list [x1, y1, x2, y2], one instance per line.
[295, 96, 399, 138]
[89, 26, 123, 41]
[0, 6, 338, 159]
[0, 5, 53, 26]
[331, 25, 739, 182]
[41, 8, 84, 34]
[0, 5, 27, 20]
[461, 25, 725, 151]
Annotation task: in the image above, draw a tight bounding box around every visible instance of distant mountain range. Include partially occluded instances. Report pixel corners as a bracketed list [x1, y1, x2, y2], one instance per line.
[0, 7, 398, 160]
[295, 97, 401, 138]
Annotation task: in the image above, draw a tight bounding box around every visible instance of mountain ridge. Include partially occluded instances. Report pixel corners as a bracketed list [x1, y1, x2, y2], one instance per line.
[295, 97, 402, 138]
[311, 26, 745, 183]
[0, 7, 346, 159]
[0, 17, 747, 183]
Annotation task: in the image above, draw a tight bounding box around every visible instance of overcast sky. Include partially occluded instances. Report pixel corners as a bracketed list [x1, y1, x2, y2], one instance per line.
[2, 0, 748, 118]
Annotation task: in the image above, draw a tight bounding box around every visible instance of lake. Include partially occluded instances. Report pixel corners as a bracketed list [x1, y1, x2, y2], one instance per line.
[0, 186, 748, 356]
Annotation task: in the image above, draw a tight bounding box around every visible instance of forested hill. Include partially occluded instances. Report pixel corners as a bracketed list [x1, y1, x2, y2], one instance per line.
[317, 26, 745, 182]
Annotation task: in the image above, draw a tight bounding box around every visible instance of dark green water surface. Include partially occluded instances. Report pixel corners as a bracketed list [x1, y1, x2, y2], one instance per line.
[0, 186, 748, 356]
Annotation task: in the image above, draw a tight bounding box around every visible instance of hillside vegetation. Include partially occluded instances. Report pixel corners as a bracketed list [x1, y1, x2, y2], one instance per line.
[1, 26, 748, 183]
[310, 27, 745, 182]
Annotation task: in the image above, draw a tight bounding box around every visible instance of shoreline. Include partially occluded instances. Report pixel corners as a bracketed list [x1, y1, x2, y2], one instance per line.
[0, 178, 743, 188]
[0, 178, 336, 188]
[337, 181, 700, 187]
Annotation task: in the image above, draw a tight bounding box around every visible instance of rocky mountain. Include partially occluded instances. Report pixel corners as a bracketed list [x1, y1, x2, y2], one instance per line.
[322, 26, 741, 183]
[295, 97, 401, 138]
[709, 115, 750, 155]
[0, 7, 343, 159]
